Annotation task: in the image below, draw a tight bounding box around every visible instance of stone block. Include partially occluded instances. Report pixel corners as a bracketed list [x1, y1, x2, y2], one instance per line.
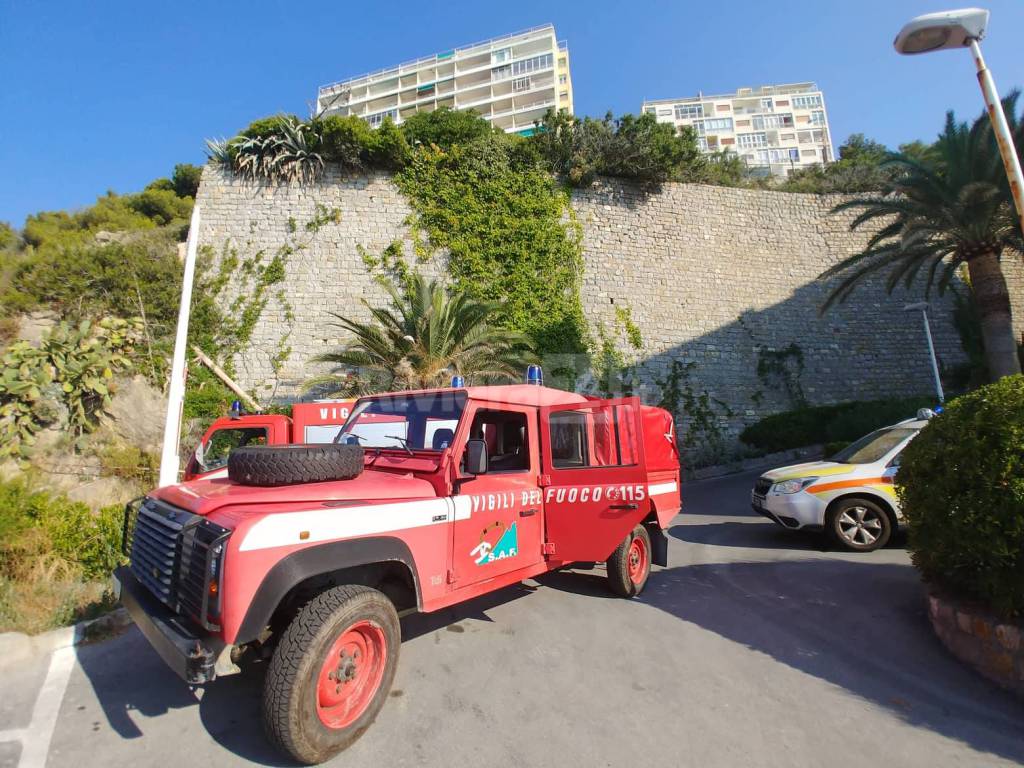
[996, 624, 1021, 652]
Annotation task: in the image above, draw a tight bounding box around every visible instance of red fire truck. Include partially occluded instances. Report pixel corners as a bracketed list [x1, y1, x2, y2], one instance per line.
[115, 372, 680, 764]
[183, 400, 356, 481]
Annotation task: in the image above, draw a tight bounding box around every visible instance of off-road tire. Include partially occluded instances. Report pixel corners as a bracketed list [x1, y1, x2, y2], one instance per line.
[228, 444, 363, 486]
[827, 497, 892, 552]
[606, 524, 652, 597]
[263, 585, 400, 765]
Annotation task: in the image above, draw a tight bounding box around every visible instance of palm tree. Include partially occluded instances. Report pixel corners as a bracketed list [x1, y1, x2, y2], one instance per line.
[821, 94, 1023, 379]
[308, 272, 536, 393]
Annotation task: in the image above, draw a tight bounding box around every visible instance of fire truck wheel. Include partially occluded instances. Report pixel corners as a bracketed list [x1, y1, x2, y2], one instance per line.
[606, 524, 651, 598]
[263, 584, 400, 765]
[228, 444, 364, 486]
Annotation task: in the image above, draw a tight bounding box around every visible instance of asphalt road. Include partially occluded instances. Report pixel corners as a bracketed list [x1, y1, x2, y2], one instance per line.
[3, 471, 1024, 768]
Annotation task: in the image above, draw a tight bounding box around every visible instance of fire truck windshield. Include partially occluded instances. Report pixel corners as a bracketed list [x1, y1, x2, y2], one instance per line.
[336, 391, 467, 451]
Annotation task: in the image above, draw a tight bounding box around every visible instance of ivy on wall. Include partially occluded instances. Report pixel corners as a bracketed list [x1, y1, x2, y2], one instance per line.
[656, 359, 735, 465]
[392, 138, 589, 381]
[194, 204, 341, 405]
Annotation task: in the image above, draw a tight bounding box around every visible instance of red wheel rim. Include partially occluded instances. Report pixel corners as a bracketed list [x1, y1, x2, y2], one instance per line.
[315, 620, 388, 729]
[627, 535, 648, 585]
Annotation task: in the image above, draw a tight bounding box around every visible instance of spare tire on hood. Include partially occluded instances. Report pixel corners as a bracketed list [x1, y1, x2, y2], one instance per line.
[227, 444, 364, 487]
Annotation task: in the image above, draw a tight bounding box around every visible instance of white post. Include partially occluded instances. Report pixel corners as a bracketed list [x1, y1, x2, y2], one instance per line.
[158, 204, 202, 487]
[969, 39, 1024, 236]
[920, 308, 945, 404]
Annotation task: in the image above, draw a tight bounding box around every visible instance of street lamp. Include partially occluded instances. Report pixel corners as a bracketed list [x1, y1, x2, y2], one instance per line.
[904, 302, 945, 403]
[894, 8, 1024, 236]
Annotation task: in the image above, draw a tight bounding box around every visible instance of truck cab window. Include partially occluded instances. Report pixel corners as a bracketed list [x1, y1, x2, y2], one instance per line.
[468, 410, 529, 472]
[203, 427, 268, 471]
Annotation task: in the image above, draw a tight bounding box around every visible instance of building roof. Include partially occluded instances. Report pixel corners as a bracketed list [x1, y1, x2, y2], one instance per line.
[643, 82, 820, 107]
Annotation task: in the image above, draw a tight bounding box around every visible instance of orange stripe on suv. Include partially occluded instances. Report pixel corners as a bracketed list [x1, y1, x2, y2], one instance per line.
[809, 477, 887, 494]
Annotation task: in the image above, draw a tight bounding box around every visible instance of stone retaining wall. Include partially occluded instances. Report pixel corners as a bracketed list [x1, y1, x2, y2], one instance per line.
[927, 590, 1024, 698]
[194, 166, 1024, 458]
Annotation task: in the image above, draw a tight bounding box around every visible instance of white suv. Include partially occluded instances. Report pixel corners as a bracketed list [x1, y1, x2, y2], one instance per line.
[751, 412, 934, 551]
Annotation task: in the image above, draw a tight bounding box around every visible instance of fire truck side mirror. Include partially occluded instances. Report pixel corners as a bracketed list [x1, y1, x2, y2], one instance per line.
[464, 439, 488, 475]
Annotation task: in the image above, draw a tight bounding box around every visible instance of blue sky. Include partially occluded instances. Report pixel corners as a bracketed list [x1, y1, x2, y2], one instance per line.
[2, 0, 1023, 226]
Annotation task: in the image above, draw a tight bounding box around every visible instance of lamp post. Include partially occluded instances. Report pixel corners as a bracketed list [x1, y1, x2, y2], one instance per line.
[894, 8, 1024, 237]
[904, 301, 945, 403]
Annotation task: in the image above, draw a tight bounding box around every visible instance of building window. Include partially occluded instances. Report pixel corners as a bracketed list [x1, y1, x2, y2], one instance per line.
[756, 148, 801, 165]
[558, 57, 566, 67]
[366, 109, 399, 128]
[792, 94, 823, 109]
[695, 117, 733, 135]
[737, 132, 768, 148]
[674, 103, 703, 120]
[492, 48, 511, 64]
[810, 110, 826, 126]
[697, 137, 709, 151]
[644, 106, 656, 115]
[760, 98, 773, 111]
[511, 53, 553, 77]
[558, 73, 567, 84]
[801, 148, 817, 156]
[560, 90, 569, 101]
[798, 131, 812, 144]
[753, 113, 794, 130]
[513, 76, 531, 92]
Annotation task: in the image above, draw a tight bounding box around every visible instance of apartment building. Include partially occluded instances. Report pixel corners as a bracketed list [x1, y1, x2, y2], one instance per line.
[316, 25, 573, 136]
[642, 83, 834, 175]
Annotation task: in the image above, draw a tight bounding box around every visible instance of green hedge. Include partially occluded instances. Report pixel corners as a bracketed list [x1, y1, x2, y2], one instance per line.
[899, 376, 1024, 617]
[739, 395, 934, 453]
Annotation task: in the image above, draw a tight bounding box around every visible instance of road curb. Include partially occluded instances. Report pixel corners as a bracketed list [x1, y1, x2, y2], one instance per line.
[0, 607, 132, 669]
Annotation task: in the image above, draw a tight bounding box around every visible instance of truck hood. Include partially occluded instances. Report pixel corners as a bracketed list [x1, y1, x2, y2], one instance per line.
[154, 469, 438, 517]
[761, 461, 856, 483]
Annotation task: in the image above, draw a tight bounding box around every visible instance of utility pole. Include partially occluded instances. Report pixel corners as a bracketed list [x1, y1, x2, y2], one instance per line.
[158, 204, 201, 487]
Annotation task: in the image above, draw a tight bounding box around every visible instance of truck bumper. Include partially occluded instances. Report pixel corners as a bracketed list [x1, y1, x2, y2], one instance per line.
[113, 566, 220, 685]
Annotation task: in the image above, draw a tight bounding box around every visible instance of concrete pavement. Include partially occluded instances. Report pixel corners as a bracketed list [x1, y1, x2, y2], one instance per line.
[3, 470, 1024, 767]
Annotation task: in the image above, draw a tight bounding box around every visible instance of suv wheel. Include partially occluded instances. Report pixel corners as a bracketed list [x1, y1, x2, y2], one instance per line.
[263, 585, 399, 764]
[828, 498, 892, 552]
[606, 524, 652, 597]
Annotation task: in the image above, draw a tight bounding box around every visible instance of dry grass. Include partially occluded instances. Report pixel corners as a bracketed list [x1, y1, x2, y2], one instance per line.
[0, 550, 116, 635]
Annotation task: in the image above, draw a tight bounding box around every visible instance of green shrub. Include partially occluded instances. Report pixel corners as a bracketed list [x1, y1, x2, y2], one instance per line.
[317, 114, 375, 171]
[899, 376, 1024, 617]
[530, 109, 707, 187]
[400, 107, 495, 149]
[0, 478, 123, 632]
[0, 478, 124, 582]
[740, 395, 934, 453]
[171, 163, 203, 199]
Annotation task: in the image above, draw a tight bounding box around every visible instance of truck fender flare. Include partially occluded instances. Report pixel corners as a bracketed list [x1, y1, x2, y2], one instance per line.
[234, 536, 420, 645]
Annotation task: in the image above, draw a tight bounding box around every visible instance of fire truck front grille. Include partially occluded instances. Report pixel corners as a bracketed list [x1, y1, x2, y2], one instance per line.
[123, 497, 230, 630]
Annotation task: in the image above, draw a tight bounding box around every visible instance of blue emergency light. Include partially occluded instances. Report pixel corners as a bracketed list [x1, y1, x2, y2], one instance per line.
[526, 364, 543, 386]
[451, 375, 465, 388]
[230, 399, 243, 419]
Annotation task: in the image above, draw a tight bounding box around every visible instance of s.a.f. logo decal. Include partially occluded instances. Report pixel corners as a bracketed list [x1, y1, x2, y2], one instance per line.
[470, 521, 519, 565]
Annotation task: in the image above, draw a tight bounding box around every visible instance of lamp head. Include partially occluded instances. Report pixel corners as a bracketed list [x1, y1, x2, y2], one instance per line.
[894, 8, 989, 55]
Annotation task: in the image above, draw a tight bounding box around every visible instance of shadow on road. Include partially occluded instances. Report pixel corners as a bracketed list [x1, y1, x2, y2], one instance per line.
[545, 558, 1024, 763]
[75, 581, 540, 766]
[672, 520, 828, 551]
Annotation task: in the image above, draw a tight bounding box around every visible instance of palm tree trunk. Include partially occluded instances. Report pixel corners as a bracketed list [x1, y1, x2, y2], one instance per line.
[966, 250, 1022, 379]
